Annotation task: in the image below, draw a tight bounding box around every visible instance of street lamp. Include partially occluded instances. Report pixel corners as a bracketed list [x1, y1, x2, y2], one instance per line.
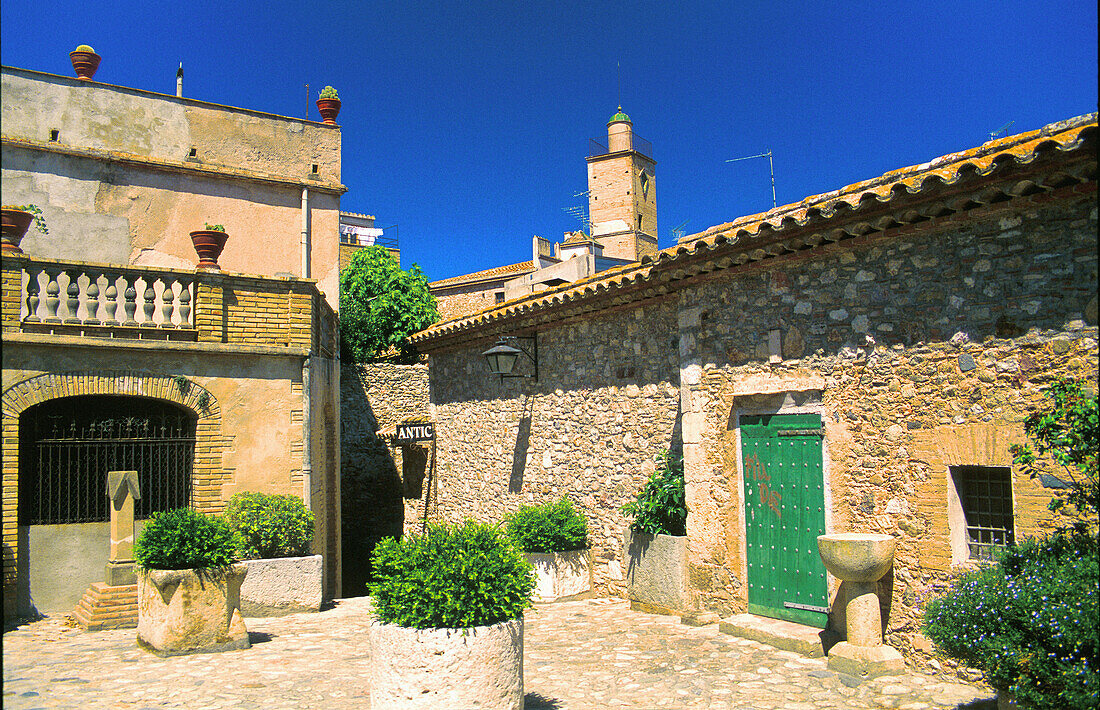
[482, 335, 538, 382]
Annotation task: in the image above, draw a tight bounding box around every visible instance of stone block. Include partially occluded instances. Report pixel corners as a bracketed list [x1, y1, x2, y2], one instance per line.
[239, 555, 323, 616]
[623, 527, 688, 614]
[137, 565, 249, 657]
[526, 550, 592, 602]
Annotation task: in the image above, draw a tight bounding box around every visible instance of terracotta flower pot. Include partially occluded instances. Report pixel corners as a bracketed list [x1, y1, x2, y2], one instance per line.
[190, 229, 229, 270]
[69, 50, 102, 80]
[316, 97, 341, 125]
[1, 208, 34, 254]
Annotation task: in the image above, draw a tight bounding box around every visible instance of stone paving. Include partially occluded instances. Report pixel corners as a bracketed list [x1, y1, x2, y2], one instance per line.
[3, 596, 996, 709]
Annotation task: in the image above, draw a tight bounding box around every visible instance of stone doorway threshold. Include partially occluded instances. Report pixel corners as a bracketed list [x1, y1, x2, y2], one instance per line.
[717, 613, 841, 658]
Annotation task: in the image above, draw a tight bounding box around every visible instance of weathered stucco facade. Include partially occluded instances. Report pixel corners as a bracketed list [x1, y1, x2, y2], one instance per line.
[1, 66, 344, 305]
[2, 62, 343, 618]
[408, 115, 1098, 669]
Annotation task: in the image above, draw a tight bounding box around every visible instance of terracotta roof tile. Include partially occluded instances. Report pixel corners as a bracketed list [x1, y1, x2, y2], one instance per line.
[429, 260, 534, 289]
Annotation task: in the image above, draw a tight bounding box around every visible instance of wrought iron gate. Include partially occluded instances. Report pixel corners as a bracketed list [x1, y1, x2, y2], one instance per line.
[19, 395, 196, 525]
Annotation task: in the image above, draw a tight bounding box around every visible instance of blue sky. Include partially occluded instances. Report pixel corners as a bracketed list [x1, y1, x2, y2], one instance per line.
[2, 1, 1096, 282]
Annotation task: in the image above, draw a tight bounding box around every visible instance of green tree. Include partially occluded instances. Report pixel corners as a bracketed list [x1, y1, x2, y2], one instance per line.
[339, 247, 438, 363]
[1010, 378, 1098, 520]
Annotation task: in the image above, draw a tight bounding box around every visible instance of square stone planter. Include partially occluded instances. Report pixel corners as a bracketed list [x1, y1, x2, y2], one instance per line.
[623, 526, 688, 615]
[370, 617, 524, 710]
[526, 549, 592, 602]
[239, 554, 322, 616]
[137, 564, 250, 656]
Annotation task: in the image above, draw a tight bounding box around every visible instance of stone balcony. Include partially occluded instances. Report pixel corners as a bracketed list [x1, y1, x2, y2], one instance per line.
[1, 253, 336, 358]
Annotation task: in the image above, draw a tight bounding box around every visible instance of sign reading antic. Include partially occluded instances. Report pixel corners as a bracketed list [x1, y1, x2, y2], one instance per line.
[395, 421, 434, 444]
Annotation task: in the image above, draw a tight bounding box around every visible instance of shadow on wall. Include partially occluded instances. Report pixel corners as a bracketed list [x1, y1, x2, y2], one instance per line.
[509, 395, 534, 493]
[340, 366, 403, 597]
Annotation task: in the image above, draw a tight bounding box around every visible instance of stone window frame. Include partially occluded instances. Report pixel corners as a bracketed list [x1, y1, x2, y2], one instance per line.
[911, 424, 1026, 570]
[948, 464, 1016, 561]
[2, 371, 225, 594]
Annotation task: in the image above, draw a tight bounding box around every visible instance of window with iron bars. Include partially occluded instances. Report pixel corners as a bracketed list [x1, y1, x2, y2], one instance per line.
[950, 465, 1015, 560]
[18, 395, 196, 525]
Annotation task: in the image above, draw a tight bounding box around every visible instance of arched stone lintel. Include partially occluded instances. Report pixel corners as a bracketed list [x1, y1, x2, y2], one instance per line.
[2, 371, 219, 421]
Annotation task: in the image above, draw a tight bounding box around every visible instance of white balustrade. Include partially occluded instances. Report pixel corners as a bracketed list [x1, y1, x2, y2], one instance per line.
[21, 263, 195, 330]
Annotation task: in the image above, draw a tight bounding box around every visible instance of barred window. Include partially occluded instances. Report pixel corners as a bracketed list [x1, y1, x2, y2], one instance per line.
[950, 465, 1015, 560]
[19, 396, 196, 525]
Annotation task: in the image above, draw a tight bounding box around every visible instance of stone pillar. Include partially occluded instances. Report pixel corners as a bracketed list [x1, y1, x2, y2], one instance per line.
[105, 471, 140, 586]
[845, 581, 883, 647]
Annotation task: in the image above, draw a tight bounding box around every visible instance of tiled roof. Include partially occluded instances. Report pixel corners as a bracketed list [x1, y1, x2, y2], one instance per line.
[429, 260, 534, 290]
[413, 114, 1096, 347]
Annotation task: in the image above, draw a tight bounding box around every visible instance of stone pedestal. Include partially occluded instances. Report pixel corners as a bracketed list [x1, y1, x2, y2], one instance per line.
[818, 533, 904, 678]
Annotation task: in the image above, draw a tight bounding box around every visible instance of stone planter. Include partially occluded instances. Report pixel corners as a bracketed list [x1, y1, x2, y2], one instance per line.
[1, 208, 33, 253]
[526, 549, 592, 602]
[623, 526, 688, 615]
[137, 564, 250, 656]
[370, 617, 524, 710]
[189, 229, 228, 269]
[239, 554, 322, 616]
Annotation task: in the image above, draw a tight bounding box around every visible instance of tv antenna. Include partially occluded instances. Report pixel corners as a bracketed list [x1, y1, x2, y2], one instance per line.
[670, 219, 689, 241]
[305, 83, 310, 120]
[726, 149, 777, 209]
[563, 190, 591, 234]
[988, 121, 1015, 141]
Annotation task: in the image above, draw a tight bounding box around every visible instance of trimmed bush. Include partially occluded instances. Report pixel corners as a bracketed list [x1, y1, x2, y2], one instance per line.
[621, 450, 687, 536]
[923, 530, 1099, 708]
[223, 492, 314, 559]
[319, 85, 339, 100]
[505, 498, 588, 553]
[134, 508, 237, 569]
[74, 44, 96, 53]
[370, 520, 535, 629]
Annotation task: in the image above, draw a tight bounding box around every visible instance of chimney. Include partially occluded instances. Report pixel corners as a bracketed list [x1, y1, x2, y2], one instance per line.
[176, 63, 183, 97]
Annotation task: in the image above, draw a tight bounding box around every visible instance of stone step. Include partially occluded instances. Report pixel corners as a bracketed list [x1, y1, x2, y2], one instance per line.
[718, 613, 841, 658]
[72, 582, 139, 631]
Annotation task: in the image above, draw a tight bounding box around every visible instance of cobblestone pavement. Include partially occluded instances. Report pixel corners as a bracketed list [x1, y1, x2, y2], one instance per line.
[3, 597, 995, 709]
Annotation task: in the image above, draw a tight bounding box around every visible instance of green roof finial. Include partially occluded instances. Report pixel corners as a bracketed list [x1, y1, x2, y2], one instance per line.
[608, 106, 632, 125]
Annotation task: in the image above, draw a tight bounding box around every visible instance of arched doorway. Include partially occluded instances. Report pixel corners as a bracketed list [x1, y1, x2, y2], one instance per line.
[18, 395, 197, 613]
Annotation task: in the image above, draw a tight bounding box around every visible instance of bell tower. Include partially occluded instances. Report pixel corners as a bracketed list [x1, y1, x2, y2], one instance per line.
[586, 108, 657, 262]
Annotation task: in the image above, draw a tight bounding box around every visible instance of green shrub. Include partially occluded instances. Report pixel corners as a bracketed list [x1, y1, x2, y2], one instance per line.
[223, 492, 314, 559]
[370, 520, 535, 629]
[621, 450, 687, 536]
[134, 508, 237, 569]
[319, 85, 339, 100]
[74, 44, 96, 53]
[923, 530, 1099, 709]
[505, 498, 588, 553]
[203, 223, 225, 232]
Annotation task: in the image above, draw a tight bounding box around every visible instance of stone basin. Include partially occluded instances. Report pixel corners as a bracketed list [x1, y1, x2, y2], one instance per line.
[817, 533, 896, 583]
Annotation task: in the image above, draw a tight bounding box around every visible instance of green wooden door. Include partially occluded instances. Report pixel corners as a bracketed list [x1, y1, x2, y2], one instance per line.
[741, 413, 829, 628]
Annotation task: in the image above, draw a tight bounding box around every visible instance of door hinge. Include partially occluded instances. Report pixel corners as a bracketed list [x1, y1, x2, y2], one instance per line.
[784, 601, 829, 614]
[777, 428, 824, 437]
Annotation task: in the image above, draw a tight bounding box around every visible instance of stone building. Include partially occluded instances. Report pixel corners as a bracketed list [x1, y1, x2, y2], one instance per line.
[408, 114, 1097, 665]
[339, 211, 399, 270]
[2, 60, 344, 618]
[430, 108, 657, 320]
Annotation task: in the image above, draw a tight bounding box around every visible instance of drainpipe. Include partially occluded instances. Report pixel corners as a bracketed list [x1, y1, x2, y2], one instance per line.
[301, 355, 313, 511]
[301, 187, 311, 278]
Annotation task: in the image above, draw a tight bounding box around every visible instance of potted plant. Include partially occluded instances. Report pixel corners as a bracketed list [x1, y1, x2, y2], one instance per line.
[133, 507, 250, 656]
[1, 204, 47, 253]
[369, 520, 535, 709]
[620, 450, 689, 615]
[223, 492, 321, 616]
[190, 223, 228, 269]
[506, 497, 592, 602]
[316, 86, 341, 125]
[69, 44, 101, 80]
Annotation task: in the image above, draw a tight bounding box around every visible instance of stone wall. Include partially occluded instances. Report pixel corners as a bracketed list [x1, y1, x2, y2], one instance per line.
[678, 190, 1097, 670]
[427, 301, 681, 596]
[434, 284, 507, 322]
[416, 185, 1097, 671]
[340, 362, 430, 596]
